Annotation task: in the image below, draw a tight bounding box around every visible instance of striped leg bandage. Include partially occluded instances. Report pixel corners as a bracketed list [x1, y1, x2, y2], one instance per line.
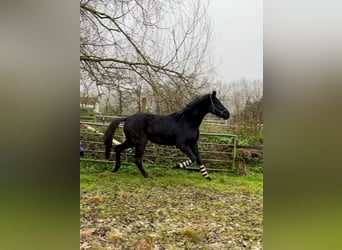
[199, 165, 211, 180]
[177, 159, 192, 169]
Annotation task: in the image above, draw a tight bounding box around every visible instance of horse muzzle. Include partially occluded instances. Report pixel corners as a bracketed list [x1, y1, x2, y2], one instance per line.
[221, 111, 230, 120]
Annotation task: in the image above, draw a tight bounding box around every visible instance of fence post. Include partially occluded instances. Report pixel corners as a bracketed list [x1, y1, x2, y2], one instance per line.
[232, 136, 237, 170]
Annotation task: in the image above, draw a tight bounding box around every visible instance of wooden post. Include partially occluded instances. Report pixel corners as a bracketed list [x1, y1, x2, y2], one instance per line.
[142, 97, 147, 112]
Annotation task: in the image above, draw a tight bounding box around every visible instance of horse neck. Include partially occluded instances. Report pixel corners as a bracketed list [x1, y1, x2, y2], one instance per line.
[181, 104, 209, 128]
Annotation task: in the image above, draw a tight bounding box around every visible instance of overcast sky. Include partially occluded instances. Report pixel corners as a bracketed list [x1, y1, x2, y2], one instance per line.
[208, 0, 263, 83]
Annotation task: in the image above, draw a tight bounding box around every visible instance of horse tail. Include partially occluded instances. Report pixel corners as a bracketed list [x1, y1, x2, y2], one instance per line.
[104, 118, 127, 159]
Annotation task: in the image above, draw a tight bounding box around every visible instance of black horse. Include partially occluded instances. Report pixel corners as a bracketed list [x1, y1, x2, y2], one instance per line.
[104, 91, 229, 180]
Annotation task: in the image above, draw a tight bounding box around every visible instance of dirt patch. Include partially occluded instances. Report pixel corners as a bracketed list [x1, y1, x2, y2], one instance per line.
[80, 170, 262, 250]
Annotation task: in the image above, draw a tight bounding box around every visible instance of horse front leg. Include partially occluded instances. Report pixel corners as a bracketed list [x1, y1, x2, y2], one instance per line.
[192, 143, 212, 180]
[175, 159, 194, 169]
[174, 144, 196, 169]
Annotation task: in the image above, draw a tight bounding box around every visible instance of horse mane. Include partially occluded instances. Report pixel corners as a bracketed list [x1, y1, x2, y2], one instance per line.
[171, 93, 210, 118]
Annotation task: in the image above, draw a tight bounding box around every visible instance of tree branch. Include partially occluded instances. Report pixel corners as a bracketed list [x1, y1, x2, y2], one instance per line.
[80, 55, 183, 77]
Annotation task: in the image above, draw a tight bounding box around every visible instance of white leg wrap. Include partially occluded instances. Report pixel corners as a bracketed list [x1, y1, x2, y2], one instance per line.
[199, 165, 210, 178]
[178, 159, 192, 168]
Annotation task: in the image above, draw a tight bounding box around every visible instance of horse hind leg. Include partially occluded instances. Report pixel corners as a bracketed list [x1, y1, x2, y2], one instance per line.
[134, 142, 149, 178]
[112, 139, 133, 173]
[192, 143, 212, 180]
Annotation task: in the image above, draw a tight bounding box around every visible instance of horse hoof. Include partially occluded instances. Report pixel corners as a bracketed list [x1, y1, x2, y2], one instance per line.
[144, 173, 155, 178]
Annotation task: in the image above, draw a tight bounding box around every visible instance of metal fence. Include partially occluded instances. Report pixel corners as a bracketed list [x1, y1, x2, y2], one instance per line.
[80, 119, 238, 172]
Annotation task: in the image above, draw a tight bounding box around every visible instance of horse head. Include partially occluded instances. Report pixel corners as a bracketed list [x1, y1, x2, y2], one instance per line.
[209, 91, 230, 120]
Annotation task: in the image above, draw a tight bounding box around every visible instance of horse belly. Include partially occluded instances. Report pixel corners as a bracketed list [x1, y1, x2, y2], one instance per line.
[146, 122, 177, 145]
[147, 132, 176, 146]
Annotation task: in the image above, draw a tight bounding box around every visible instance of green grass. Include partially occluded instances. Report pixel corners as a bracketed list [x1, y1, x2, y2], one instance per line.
[80, 161, 262, 194]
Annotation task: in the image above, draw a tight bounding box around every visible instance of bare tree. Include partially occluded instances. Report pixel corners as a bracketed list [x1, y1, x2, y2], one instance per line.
[215, 78, 263, 126]
[80, 0, 213, 114]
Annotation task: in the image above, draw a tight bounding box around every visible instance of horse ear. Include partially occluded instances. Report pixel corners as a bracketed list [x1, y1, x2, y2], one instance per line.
[212, 91, 216, 97]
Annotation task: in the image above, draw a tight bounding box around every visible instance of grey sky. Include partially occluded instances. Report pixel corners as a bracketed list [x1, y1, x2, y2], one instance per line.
[208, 0, 263, 83]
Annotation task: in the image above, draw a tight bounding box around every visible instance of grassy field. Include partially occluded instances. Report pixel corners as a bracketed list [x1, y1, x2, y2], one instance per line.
[80, 162, 263, 250]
